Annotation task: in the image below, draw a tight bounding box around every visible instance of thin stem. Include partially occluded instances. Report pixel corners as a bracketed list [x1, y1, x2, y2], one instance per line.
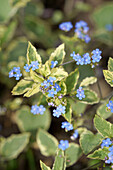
[94, 66, 103, 99]
[59, 60, 75, 66]
[81, 162, 101, 170]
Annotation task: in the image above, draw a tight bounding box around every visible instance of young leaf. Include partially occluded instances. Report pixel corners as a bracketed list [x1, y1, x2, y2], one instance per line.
[39, 62, 51, 77]
[52, 149, 66, 170]
[80, 77, 97, 87]
[65, 68, 79, 93]
[97, 102, 112, 119]
[48, 44, 65, 65]
[94, 115, 113, 138]
[103, 70, 113, 87]
[62, 100, 72, 123]
[30, 70, 44, 83]
[36, 129, 58, 156]
[108, 57, 113, 72]
[27, 41, 42, 64]
[0, 133, 30, 160]
[65, 143, 83, 167]
[88, 148, 109, 160]
[80, 130, 103, 155]
[11, 79, 33, 95]
[40, 160, 51, 170]
[50, 68, 68, 81]
[16, 106, 51, 133]
[24, 83, 41, 97]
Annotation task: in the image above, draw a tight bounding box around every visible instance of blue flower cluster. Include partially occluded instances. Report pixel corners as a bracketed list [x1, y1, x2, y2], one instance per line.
[75, 20, 91, 43]
[61, 121, 73, 131]
[101, 138, 113, 164]
[59, 22, 73, 32]
[71, 129, 79, 140]
[70, 49, 102, 67]
[53, 104, 66, 118]
[51, 61, 58, 68]
[40, 77, 61, 99]
[106, 101, 113, 113]
[31, 104, 46, 115]
[76, 87, 85, 100]
[9, 67, 22, 80]
[58, 140, 69, 150]
[24, 61, 39, 72]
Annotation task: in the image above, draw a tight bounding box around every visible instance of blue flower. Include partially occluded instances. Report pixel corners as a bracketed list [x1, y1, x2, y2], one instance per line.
[76, 87, 85, 100]
[71, 130, 79, 140]
[91, 49, 102, 63]
[51, 61, 58, 68]
[14, 72, 22, 80]
[53, 109, 61, 118]
[30, 61, 39, 71]
[47, 77, 56, 85]
[59, 22, 73, 32]
[57, 104, 66, 114]
[105, 155, 113, 164]
[106, 100, 113, 113]
[48, 89, 57, 97]
[54, 83, 61, 92]
[9, 67, 22, 80]
[105, 24, 113, 31]
[75, 20, 91, 43]
[76, 56, 84, 65]
[58, 140, 69, 150]
[83, 53, 91, 65]
[9, 70, 14, 78]
[109, 146, 113, 152]
[24, 64, 31, 72]
[41, 80, 50, 89]
[31, 105, 46, 115]
[61, 121, 73, 131]
[84, 35, 91, 43]
[38, 105, 46, 115]
[101, 138, 112, 148]
[31, 104, 39, 115]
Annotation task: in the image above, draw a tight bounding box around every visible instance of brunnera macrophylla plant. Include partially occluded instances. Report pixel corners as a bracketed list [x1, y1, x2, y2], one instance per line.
[1, 20, 113, 170]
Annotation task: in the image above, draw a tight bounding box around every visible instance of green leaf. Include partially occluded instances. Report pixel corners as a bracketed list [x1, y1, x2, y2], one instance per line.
[48, 44, 65, 65]
[97, 102, 112, 119]
[30, 70, 44, 83]
[65, 143, 83, 167]
[1, 21, 17, 47]
[65, 68, 79, 93]
[80, 77, 97, 87]
[108, 57, 113, 72]
[11, 0, 30, 8]
[68, 99, 86, 116]
[24, 83, 41, 97]
[73, 89, 99, 104]
[40, 160, 51, 170]
[88, 148, 109, 160]
[50, 68, 68, 81]
[62, 100, 72, 123]
[16, 106, 51, 133]
[36, 129, 58, 156]
[52, 149, 65, 170]
[94, 115, 113, 138]
[80, 130, 103, 154]
[27, 41, 42, 65]
[59, 81, 67, 95]
[0, 133, 30, 160]
[12, 79, 33, 95]
[103, 70, 113, 87]
[92, 3, 113, 29]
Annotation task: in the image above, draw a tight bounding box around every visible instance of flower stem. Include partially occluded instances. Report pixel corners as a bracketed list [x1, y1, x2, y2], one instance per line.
[59, 60, 75, 66]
